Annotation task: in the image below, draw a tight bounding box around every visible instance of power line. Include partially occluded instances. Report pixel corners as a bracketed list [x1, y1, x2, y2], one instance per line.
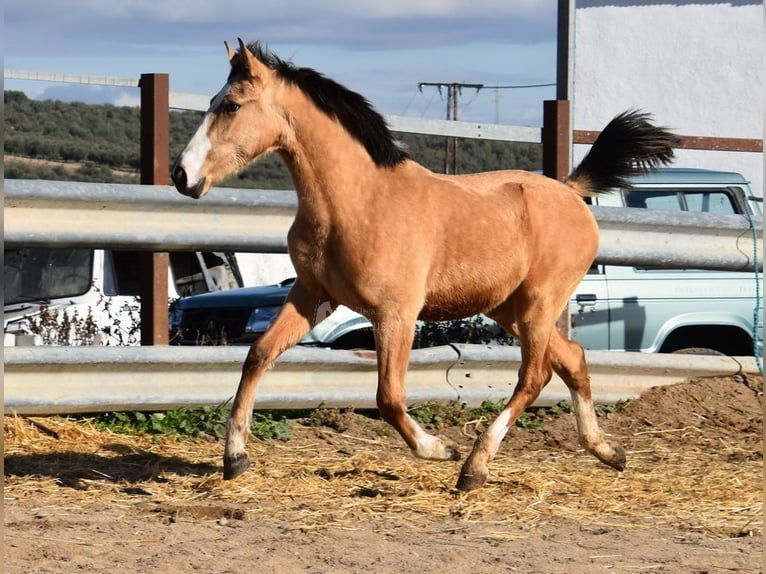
[459, 88, 482, 117]
[415, 80, 558, 172]
[484, 82, 557, 123]
[417, 81, 555, 120]
[482, 82, 556, 89]
[418, 82, 484, 174]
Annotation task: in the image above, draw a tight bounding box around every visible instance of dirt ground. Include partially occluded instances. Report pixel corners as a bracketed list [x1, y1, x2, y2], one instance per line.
[4, 373, 763, 574]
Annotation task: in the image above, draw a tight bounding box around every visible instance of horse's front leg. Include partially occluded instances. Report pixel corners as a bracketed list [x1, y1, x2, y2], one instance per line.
[374, 313, 461, 462]
[224, 281, 327, 480]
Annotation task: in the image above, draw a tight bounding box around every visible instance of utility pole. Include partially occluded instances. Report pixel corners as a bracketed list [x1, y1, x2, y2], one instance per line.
[418, 82, 483, 174]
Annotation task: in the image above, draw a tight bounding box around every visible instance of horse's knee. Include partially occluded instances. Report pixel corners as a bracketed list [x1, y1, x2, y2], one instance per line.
[551, 337, 590, 388]
[243, 342, 275, 373]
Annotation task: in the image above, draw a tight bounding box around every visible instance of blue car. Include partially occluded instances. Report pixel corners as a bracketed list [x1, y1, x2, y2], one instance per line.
[169, 278, 375, 348]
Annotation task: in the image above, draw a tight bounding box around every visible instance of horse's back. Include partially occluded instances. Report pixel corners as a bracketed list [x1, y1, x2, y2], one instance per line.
[425, 166, 599, 250]
[404, 165, 600, 319]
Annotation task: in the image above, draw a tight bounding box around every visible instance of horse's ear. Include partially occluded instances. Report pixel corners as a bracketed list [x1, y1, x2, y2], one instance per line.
[225, 41, 236, 63]
[236, 37, 268, 80]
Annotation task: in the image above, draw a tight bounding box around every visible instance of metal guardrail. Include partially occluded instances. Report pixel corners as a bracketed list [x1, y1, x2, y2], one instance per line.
[4, 344, 759, 415]
[3, 179, 763, 415]
[3, 179, 295, 253]
[593, 205, 763, 271]
[4, 179, 763, 271]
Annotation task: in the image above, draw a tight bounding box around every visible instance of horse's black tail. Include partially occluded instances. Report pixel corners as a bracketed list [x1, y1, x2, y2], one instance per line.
[567, 109, 679, 196]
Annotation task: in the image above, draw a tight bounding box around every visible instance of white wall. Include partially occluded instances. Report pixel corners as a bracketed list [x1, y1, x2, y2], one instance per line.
[572, 1, 763, 197]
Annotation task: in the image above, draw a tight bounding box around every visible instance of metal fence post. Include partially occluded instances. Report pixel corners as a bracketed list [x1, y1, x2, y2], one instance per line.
[139, 73, 170, 345]
[542, 99, 571, 182]
[542, 100, 573, 339]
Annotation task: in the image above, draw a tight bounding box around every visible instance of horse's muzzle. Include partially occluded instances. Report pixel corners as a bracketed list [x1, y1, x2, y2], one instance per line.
[171, 163, 206, 199]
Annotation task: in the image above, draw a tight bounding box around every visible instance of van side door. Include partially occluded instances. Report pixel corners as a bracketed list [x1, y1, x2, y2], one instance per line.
[570, 265, 611, 350]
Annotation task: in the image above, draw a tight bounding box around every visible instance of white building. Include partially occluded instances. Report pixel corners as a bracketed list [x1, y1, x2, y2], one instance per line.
[570, 0, 763, 197]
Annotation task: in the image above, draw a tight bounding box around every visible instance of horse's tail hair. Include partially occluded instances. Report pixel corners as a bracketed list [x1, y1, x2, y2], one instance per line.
[566, 109, 679, 196]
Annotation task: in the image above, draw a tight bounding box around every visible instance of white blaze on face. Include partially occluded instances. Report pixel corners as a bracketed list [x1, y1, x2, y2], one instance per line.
[177, 83, 230, 187]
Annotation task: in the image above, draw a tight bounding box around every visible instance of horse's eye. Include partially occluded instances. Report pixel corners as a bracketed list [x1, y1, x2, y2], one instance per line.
[222, 102, 241, 114]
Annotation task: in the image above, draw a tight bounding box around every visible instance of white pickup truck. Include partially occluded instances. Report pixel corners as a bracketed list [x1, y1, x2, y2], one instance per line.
[570, 168, 762, 356]
[3, 250, 241, 346]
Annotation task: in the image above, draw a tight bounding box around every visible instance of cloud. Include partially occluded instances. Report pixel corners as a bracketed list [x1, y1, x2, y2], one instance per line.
[5, 0, 556, 55]
[7, 0, 549, 21]
[23, 84, 141, 106]
[4, 0, 557, 125]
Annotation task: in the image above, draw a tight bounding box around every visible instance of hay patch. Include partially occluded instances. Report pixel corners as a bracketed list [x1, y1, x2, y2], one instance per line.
[4, 374, 762, 540]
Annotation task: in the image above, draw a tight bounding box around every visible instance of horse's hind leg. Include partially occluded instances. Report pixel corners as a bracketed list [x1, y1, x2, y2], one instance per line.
[548, 330, 626, 471]
[224, 280, 327, 480]
[457, 298, 556, 491]
[373, 311, 461, 462]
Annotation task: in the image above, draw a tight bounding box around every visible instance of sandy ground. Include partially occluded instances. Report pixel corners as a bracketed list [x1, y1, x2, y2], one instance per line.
[4, 374, 763, 573]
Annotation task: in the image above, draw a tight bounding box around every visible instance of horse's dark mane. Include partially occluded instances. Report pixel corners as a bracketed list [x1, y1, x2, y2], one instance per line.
[231, 42, 408, 168]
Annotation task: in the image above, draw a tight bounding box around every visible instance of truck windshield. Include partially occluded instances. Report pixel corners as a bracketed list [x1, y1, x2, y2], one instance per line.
[4, 249, 94, 305]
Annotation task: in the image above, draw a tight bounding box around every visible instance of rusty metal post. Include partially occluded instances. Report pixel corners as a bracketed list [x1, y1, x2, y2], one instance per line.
[542, 99, 571, 182]
[542, 100, 574, 339]
[139, 73, 170, 345]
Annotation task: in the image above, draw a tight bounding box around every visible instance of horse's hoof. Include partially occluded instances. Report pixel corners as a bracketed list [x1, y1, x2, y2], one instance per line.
[455, 458, 488, 492]
[223, 452, 251, 480]
[445, 441, 462, 461]
[606, 445, 627, 472]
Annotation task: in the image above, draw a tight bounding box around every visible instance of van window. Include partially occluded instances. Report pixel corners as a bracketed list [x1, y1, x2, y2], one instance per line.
[4, 249, 93, 305]
[624, 190, 680, 210]
[623, 189, 737, 214]
[108, 251, 229, 297]
[683, 191, 736, 214]
[111, 251, 143, 296]
[169, 252, 209, 296]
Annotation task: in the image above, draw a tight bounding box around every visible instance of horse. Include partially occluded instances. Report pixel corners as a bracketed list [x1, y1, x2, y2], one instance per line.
[172, 39, 677, 491]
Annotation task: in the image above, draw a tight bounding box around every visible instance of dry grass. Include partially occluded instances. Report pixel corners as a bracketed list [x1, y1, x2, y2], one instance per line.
[4, 400, 762, 541]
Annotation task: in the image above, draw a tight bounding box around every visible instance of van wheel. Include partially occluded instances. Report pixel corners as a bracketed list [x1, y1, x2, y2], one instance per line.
[660, 326, 752, 356]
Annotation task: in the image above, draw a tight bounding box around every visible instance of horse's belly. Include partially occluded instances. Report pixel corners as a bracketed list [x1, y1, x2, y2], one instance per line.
[419, 282, 512, 321]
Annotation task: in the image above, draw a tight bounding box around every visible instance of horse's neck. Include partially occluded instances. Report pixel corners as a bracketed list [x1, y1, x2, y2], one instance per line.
[278, 104, 381, 224]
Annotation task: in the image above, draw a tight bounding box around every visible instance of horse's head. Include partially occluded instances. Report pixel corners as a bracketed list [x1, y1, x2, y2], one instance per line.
[172, 39, 286, 199]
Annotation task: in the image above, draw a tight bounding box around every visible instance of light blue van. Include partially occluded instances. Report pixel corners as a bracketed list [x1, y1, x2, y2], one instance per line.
[570, 168, 763, 356]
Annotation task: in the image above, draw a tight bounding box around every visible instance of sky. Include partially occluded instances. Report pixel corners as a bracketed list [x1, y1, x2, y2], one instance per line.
[3, 0, 559, 126]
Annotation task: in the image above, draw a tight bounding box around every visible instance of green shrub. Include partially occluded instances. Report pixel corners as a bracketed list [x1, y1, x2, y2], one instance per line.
[92, 406, 293, 443]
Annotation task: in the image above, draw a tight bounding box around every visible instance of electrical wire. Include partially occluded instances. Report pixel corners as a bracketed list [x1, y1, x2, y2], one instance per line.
[419, 89, 439, 117]
[482, 82, 556, 89]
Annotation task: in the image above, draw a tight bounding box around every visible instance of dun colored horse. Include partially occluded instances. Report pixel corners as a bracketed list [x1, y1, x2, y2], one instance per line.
[172, 39, 677, 491]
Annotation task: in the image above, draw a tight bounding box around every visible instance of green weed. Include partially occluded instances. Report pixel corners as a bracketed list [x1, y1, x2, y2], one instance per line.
[92, 406, 292, 443]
